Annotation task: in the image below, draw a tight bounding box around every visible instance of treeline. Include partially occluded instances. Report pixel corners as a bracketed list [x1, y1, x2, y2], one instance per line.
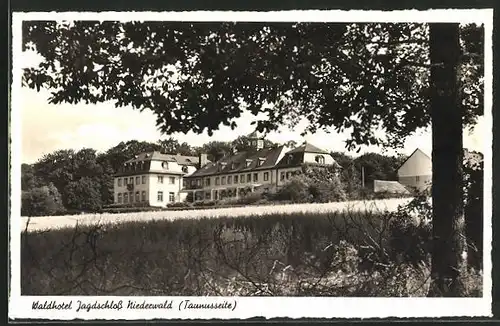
[21, 137, 407, 216]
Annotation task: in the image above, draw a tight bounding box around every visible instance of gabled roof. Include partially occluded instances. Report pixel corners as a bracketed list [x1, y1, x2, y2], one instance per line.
[124, 151, 201, 166]
[397, 148, 431, 171]
[247, 130, 266, 139]
[286, 142, 330, 155]
[187, 145, 287, 177]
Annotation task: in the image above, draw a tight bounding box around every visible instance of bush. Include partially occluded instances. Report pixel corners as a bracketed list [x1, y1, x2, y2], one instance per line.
[193, 200, 217, 207]
[219, 191, 265, 206]
[272, 168, 346, 203]
[21, 183, 65, 217]
[167, 202, 191, 208]
[273, 176, 311, 203]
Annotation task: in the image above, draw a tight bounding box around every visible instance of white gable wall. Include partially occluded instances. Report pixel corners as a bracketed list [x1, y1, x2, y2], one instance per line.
[397, 149, 432, 191]
[398, 149, 432, 177]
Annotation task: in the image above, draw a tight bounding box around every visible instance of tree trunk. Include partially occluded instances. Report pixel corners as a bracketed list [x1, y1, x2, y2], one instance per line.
[428, 23, 466, 297]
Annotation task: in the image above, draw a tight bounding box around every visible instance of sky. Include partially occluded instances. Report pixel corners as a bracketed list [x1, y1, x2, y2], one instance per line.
[19, 86, 487, 164]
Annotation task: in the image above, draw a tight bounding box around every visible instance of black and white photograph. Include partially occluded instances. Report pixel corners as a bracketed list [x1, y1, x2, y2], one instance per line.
[10, 9, 492, 320]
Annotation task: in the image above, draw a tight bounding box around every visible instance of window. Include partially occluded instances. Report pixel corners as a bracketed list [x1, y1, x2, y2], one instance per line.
[118, 193, 122, 203]
[228, 176, 232, 184]
[287, 155, 293, 165]
[215, 177, 220, 185]
[280, 172, 285, 181]
[247, 174, 251, 182]
[141, 191, 146, 202]
[142, 176, 146, 184]
[157, 191, 164, 202]
[129, 177, 134, 184]
[315, 155, 325, 164]
[124, 193, 128, 203]
[240, 175, 245, 184]
[191, 180, 196, 186]
[205, 192, 211, 200]
[169, 192, 175, 202]
[182, 166, 189, 173]
[416, 176, 420, 182]
[246, 160, 252, 168]
[221, 176, 226, 185]
[234, 175, 239, 183]
[286, 172, 291, 179]
[258, 158, 265, 167]
[118, 178, 122, 187]
[196, 179, 202, 187]
[135, 192, 140, 202]
[169, 176, 175, 184]
[158, 176, 164, 184]
[264, 172, 269, 181]
[135, 176, 140, 185]
[129, 192, 134, 203]
[205, 178, 211, 186]
[162, 161, 169, 169]
[253, 173, 258, 182]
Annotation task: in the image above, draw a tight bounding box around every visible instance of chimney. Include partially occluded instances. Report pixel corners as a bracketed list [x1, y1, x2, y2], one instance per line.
[199, 153, 208, 169]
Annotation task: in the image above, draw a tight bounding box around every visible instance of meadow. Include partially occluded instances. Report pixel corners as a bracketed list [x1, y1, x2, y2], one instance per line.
[20, 196, 481, 297]
[21, 198, 413, 232]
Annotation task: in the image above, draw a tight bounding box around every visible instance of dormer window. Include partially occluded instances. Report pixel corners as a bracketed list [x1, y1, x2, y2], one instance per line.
[245, 159, 252, 168]
[257, 157, 265, 167]
[182, 166, 189, 173]
[287, 154, 293, 165]
[231, 162, 237, 170]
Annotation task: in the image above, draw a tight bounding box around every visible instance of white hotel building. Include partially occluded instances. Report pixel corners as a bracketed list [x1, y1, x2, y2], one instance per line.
[113, 152, 208, 207]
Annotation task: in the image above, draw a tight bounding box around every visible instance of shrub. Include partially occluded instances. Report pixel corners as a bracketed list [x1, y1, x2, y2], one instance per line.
[308, 179, 347, 203]
[193, 200, 217, 207]
[273, 175, 311, 203]
[21, 183, 65, 217]
[167, 202, 191, 208]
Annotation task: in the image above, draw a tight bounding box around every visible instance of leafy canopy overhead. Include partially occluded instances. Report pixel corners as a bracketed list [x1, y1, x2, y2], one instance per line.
[22, 21, 483, 150]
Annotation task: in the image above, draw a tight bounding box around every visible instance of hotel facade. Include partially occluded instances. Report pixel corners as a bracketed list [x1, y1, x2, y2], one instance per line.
[113, 152, 208, 207]
[182, 132, 340, 202]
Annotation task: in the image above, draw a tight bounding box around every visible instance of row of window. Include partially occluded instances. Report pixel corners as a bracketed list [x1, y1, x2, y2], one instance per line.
[157, 175, 176, 184]
[186, 169, 302, 189]
[218, 158, 266, 171]
[117, 191, 147, 204]
[117, 191, 176, 203]
[280, 170, 301, 181]
[157, 191, 175, 202]
[187, 172, 270, 188]
[117, 175, 177, 186]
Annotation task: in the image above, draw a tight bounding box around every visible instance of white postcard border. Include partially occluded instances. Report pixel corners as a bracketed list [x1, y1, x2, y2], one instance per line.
[10, 9, 494, 320]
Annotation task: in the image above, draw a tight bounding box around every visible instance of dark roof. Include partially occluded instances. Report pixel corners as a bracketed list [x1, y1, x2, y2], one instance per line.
[247, 130, 266, 139]
[124, 151, 201, 166]
[275, 152, 305, 167]
[187, 145, 287, 178]
[287, 142, 330, 154]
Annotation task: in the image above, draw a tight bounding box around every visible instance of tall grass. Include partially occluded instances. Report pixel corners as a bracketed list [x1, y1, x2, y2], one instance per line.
[21, 208, 482, 297]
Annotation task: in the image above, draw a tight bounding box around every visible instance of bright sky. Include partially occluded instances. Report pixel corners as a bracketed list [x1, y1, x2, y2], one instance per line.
[20, 86, 486, 164]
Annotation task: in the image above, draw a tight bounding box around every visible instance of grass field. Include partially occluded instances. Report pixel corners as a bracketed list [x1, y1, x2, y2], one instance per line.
[20, 195, 482, 297]
[20, 197, 413, 232]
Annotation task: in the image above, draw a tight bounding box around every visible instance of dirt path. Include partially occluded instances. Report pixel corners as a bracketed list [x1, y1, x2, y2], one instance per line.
[20, 197, 413, 232]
